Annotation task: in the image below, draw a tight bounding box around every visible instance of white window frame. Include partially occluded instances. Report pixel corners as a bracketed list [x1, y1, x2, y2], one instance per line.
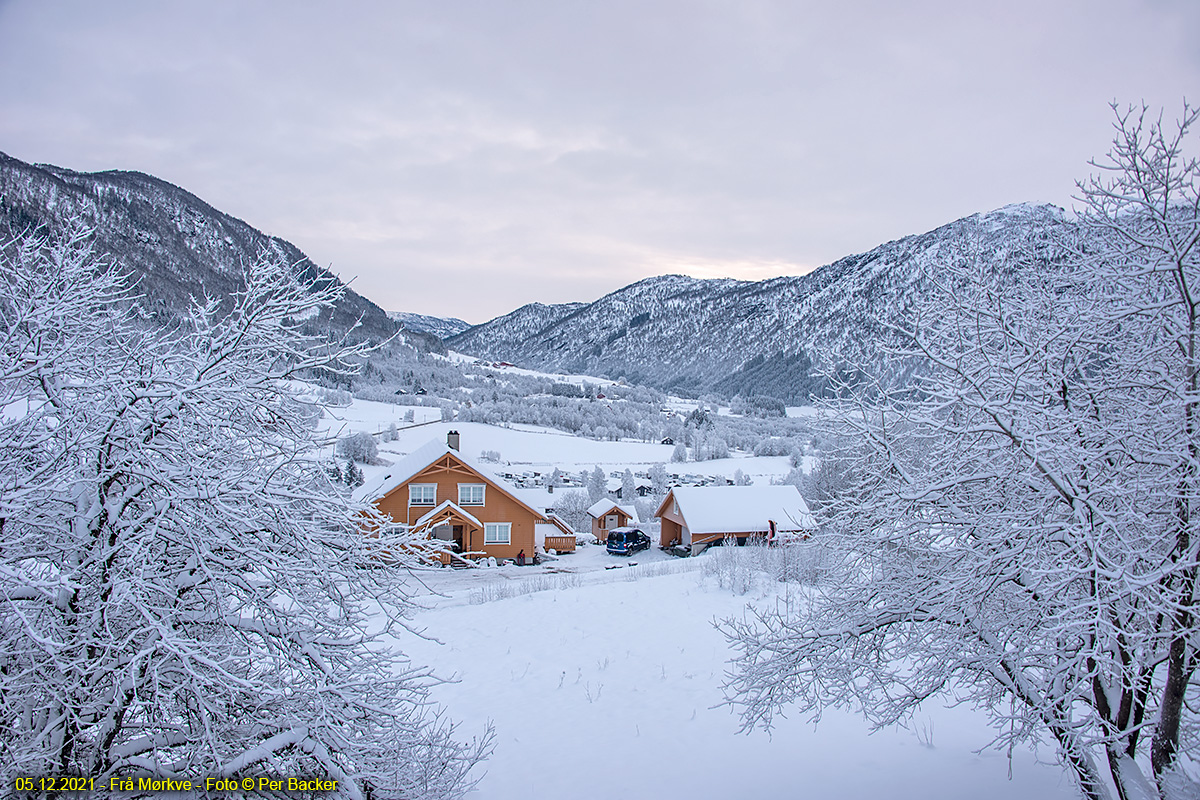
[409, 483, 436, 506]
[484, 522, 511, 544]
[458, 483, 486, 506]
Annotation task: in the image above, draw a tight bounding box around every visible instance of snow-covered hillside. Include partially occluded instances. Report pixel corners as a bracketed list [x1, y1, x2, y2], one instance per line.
[0, 149, 434, 349]
[449, 204, 1069, 400]
[389, 311, 473, 340]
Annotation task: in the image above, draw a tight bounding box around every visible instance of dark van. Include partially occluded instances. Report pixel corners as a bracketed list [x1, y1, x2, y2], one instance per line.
[606, 527, 651, 556]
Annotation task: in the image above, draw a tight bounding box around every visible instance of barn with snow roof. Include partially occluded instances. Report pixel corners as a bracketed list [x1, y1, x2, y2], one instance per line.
[655, 485, 814, 554]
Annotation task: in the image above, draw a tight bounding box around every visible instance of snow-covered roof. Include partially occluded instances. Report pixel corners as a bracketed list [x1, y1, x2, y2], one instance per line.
[414, 500, 482, 529]
[662, 485, 813, 534]
[512, 486, 556, 514]
[587, 498, 639, 523]
[353, 440, 451, 503]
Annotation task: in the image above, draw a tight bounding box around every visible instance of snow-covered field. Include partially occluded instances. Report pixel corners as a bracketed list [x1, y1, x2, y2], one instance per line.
[322, 393, 1077, 797]
[318, 398, 801, 485]
[396, 548, 1078, 800]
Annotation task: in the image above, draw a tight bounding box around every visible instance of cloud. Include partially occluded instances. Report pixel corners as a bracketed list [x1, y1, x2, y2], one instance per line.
[1, 0, 1197, 322]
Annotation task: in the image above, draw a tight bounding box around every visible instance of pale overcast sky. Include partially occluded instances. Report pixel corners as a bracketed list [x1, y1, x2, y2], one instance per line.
[1, 1, 1196, 322]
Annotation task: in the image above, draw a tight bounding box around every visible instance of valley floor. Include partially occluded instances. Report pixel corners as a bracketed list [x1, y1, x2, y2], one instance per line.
[394, 547, 1079, 800]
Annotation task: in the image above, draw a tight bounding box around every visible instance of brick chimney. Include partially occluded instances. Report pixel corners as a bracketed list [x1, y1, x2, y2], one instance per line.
[447, 430, 460, 451]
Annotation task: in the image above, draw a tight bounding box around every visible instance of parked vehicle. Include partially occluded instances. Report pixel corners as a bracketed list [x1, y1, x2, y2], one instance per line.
[606, 527, 651, 556]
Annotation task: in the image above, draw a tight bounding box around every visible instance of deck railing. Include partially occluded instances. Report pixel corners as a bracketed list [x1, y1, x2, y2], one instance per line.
[544, 535, 576, 553]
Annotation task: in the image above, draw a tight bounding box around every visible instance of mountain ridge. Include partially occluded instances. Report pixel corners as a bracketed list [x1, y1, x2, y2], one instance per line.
[0, 151, 439, 350]
[450, 203, 1069, 399]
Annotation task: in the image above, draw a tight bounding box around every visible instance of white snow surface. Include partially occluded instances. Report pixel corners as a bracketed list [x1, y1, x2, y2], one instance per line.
[393, 548, 1078, 800]
[668, 484, 814, 534]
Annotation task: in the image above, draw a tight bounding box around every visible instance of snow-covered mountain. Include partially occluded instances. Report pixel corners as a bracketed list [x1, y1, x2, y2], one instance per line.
[450, 204, 1069, 400]
[388, 311, 472, 340]
[0, 151, 433, 348]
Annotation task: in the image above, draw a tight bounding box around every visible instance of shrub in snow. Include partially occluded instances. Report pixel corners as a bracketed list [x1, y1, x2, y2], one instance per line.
[701, 537, 822, 596]
[670, 442, 688, 463]
[335, 429, 378, 464]
[701, 537, 755, 596]
[0, 229, 489, 796]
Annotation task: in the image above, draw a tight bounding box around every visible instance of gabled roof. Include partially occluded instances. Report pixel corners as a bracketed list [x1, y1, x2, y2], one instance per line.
[414, 499, 482, 529]
[354, 440, 545, 520]
[587, 498, 639, 523]
[655, 485, 814, 534]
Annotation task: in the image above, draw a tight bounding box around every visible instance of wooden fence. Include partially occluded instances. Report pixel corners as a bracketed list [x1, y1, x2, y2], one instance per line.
[543, 535, 576, 553]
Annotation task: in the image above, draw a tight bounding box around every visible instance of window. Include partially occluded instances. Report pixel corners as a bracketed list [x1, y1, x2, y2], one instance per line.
[409, 484, 436, 505]
[458, 483, 485, 506]
[484, 523, 511, 544]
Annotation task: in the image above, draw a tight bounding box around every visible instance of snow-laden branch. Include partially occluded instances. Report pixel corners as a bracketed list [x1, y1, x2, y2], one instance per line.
[0, 229, 489, 798]
[722, 103, 1200, 800]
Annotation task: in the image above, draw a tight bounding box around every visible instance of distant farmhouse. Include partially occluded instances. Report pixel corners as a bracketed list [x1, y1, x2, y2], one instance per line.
[656, 485, 814, 554]
[355, 432, 574, 564]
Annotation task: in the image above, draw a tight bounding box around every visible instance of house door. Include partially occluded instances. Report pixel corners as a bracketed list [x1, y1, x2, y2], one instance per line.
[452, 525, 464, 552]
[605, 514, 619, 529]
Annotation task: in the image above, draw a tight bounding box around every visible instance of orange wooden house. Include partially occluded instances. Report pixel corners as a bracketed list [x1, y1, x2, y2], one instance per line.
[355, 432, 572, 564]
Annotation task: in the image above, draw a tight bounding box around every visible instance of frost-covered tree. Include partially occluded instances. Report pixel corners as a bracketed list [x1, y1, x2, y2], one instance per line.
[586, 466, 608, 502]
[0, 230, 489, 798]
[548, 489, 590, 534]
[336, 429, 379, 463]
[648, 463, 670, 495]
[722, 105, 1200, 800]
[620, 469, 637, 500]
[671, 442, 688, 463]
